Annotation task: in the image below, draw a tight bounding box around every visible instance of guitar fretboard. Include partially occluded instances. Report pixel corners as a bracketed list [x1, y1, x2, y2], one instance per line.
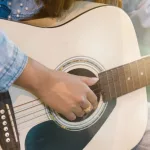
[99, 56, 150, 102]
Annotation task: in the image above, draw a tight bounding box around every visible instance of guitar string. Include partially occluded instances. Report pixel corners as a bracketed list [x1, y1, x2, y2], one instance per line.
[16, 74, 150, 129]
[13, 87, 101, 114]
[14, 60, 150, 129]
[13, 87, 100, 111]
[13, 72, 133, 126]
[14, 72, 134, 120]
[15, 87, 132, 130]
[14, 90, 101, 117]
[17, 96, 101, 129]
[14, 98, 41, 109]
[10, 116, 48, 132]
[15, 103, 42, 114]
[13, 84, 100, 107]
[13, 66, 135, 112]
[13, 57, 146, 111]
[16, 108, 45, 120]
[15, 93, 102, 121]
[17, 112, 48, 126]
[15, 92, 101, 121]
[12, 92, 101, 128]
[16, 94, 101, 130]
[11, 59, 147, 129]
[16, 79, 138, 127]
[14, 113, 48, 130]
[18, 117, 48, 131]
[13, 91, 101, 128]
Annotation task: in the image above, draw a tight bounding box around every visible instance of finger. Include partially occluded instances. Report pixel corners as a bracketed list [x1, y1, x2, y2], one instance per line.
[63, 112, 76, 121]
[72, 106, 85, 117]
[80, 76, 99, 86]
[83, 103, 93, 114]
[80, 95, 91, 109]
[87, 89, 98, 109]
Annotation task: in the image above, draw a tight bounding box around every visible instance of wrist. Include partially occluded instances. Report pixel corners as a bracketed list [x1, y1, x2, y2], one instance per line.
[14, 57, 51, 95]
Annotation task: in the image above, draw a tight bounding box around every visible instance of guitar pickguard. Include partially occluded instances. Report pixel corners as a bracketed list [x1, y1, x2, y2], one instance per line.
[25, 100, 116, 150]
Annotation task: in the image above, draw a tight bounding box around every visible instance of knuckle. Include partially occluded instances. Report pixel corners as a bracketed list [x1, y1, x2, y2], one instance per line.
[79, 96, 85, 103]
[75, 95, 83, 103]
[71, 104, 77, 110]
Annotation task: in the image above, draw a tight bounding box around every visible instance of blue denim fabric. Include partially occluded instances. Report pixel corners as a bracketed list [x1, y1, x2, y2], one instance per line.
[0, 0, 43, 21]
[0, 0, 42, 92]
[0, 0, 11, 19]
[0, 30, 28, 92]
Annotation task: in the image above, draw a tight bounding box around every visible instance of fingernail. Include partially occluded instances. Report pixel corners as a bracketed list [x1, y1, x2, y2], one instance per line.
[71, 115, 76, 121]
[91, 77, 99, 82]
[94, 104, 98, 110]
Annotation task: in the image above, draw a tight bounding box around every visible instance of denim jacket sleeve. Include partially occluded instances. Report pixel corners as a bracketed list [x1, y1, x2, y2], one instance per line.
[0, 30, 28, 92]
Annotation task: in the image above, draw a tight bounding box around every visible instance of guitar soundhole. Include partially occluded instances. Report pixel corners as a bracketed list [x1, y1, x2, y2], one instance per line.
[60, 68, 100, 122]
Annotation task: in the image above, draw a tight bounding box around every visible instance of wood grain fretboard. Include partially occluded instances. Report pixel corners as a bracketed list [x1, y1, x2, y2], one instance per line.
[99, 56, 150, 102]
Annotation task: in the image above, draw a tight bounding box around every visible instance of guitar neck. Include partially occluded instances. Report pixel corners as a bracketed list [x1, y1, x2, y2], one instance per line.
[99, 56, 150, 102]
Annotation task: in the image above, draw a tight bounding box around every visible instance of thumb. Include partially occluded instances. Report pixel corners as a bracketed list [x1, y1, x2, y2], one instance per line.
[80, 76, 99, 86]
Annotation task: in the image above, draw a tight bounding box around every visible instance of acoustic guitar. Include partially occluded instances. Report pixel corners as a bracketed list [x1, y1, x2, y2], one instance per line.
[0, 5, 149, 150]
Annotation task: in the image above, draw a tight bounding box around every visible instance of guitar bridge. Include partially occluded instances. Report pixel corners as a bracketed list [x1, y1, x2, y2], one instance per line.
[0, 92, 20, 150]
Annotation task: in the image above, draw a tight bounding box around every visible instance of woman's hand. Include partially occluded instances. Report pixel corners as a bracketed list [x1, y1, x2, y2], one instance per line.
[15, 57, 98, 121]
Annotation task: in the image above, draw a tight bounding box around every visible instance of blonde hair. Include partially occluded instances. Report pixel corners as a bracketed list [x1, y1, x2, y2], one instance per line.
[34, 0, 122, 18]
[95, 0, 122, 8]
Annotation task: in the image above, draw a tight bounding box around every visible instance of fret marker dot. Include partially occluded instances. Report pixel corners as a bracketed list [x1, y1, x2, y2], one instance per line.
[127, 77, 130, 81]
[141, 72, 144, 76]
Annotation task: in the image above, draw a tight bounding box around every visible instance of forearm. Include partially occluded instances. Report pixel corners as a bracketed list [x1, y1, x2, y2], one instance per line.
[14, 57, 51, 96]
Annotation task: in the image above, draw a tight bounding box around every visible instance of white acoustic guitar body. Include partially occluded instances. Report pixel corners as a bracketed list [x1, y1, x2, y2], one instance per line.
[0, 6, 148, 150]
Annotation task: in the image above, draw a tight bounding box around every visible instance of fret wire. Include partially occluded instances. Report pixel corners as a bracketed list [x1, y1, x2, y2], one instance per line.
[111, 69, 117, 98]
[122, 65, 128, 94]
[100, 56, 150, 101]
[136, 60, 141, 88]
[116, 67, 122, 96]
[106, 71, 112, 100]
[129, 62, 135, 90]
[108, 69, 117, 98]
[143, 58, 149, 86]
[121, 67, 126, 93]
[123, 65, 129, 92]
[112, 68, 122, 97]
